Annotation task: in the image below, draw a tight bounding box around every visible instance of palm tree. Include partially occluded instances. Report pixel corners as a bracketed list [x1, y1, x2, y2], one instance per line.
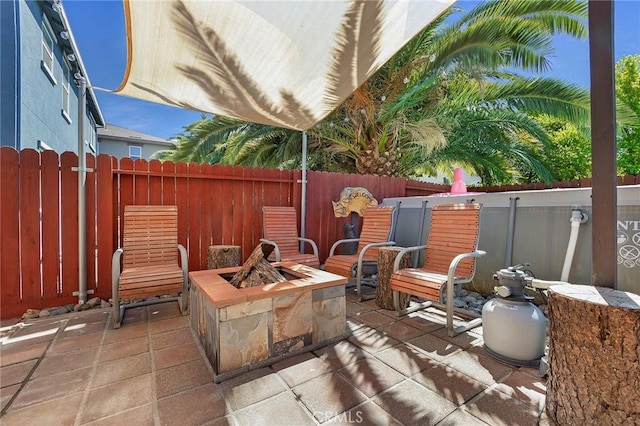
[156, 0, 590, 184]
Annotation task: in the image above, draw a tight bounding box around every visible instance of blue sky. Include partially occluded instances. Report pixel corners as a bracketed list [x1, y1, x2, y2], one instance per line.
[64, 0, 640, 141]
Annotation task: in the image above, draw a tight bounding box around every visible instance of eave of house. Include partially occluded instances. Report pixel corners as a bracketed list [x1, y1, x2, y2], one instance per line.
[43, 0, 105, 127]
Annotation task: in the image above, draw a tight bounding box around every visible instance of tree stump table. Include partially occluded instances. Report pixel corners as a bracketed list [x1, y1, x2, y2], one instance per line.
[376, 247, 411, 310]
[207, 245, 241, 269]
[546, 284, 640, 424]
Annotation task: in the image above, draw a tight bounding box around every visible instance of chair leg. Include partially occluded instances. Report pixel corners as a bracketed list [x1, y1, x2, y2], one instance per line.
[394, 290, 433, 316]
[179, 289, 189, 316]
[112, 289, 121, 329]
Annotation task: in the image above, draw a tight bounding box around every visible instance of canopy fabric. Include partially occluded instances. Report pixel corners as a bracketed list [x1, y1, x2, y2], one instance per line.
[116, 0, 455, 131]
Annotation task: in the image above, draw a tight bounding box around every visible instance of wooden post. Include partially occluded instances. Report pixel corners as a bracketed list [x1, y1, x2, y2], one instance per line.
[546, 284, 640, 424]
[207, 245, 241, 269]
[376, 247, 411, 310]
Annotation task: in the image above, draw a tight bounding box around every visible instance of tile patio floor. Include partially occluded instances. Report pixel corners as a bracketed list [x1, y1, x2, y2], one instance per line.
[0, 290, 551, 425]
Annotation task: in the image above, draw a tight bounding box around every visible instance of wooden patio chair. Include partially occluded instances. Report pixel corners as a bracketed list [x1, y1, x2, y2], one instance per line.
[390, 203, 485, 337]
[260, 206, 320, 268]
[111, 205, 188, 328]
[325, 205, 398, 301]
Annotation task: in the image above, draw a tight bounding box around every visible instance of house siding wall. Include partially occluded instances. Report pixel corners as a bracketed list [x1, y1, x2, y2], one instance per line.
[98, 138, 174, 159]
[1, 0, 98, 154]
[0, 0, 20, 148]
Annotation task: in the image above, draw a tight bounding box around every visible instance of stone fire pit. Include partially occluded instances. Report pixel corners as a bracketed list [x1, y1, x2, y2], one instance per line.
[189, 262, 348, 382]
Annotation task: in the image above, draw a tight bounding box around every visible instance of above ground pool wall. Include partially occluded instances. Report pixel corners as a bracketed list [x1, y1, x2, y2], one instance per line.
[383, 185, 640, 295]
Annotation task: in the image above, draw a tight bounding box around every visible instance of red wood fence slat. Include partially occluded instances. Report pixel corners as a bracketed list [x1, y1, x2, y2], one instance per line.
[175, 161, 189, 256]
[148, 159, 162, 205]
[85, 154, 97, 295]
[96, 154, 113, 300]
[232, 166, 244, 253]
[41, 150, 60, 299]
[5, 147, 638, 320]
[162, 160, 176, 206]
[188, 162, 202, 271]
[1, 148, 21, 319]
[118, 158, 134, 247]
[243, 167, 257, 259]
[210, 164, 224, 246]
[19, 149, 41, 304]
[60, 152, 79, 300]
[134, 158, 149, 205]
[221, 165, 234, 247]
[199, 163, 214, 266]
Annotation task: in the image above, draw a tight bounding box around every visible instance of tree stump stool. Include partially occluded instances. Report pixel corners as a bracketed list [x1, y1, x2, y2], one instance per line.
[376, 247, 411, 310]
[546, 284, 640, 425]
[207, 245, 241, 270]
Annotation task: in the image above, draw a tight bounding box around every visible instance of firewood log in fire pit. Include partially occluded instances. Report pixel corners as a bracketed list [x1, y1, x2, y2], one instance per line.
[229, 243, 287, 288]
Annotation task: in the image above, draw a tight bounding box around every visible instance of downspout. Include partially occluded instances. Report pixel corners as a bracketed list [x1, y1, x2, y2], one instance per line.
[299, 131, 308, 252]
[75, 73, 87, 304]
[504, 197, 519, 267]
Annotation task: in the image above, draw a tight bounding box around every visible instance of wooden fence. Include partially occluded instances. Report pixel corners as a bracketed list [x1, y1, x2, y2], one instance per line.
[5, 147, 635, 319]
[0, 148, 444, 319]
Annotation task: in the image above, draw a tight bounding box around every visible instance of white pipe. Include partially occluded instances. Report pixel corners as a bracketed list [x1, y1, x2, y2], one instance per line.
[560, 209, 586, 282]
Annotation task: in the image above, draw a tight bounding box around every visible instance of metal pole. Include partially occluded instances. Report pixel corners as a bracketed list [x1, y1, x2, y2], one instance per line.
[505, 197, 519, 267]
[300, 131, 308, 252]
[76, 73, 87, 304]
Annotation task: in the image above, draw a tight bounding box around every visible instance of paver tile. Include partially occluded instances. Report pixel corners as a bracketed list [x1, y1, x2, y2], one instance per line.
[80, 373, 153, 424]
[154, 340, 202, 370]
[0, 359, 37, 386]
[313, 340, 369, 370]
[220, 368, 287, 411]
[10, 367, 92, 410]
[2, 393, 83, 425]
[155, 358, 213, 399]
[412, 362, 487, 405]
[292, 372, 367, 423]
[371, 380, 457, 426]
[91, 353, 151, 388]
[33, 347, 99, 378]
[440, 350, 514, 386]
[272, 352, 332, 387]
[374, 344, 437, 376]
[234, 391, 313, 426]
[158, 383, 227, 426]
[337, 357, 406, 397]
[99, 337, 149, 362]
[464, 387, 542, 426]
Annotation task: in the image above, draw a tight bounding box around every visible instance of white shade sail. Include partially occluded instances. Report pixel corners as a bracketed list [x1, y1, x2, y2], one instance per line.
[115, 0, 455, 130]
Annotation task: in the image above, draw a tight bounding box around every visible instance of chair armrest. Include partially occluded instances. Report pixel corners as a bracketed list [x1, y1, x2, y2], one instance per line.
[447, 250, 486, 282]
[359, 241, 396, 260]
[392, 245, 428, 271]
[178, 244, 189, 284]
[297, 237, 319, 258]
[111, 248, 123, 287]
[329, 238, 360, 257]
[357, 241, 396, 270]
[260, 238, 281, 261]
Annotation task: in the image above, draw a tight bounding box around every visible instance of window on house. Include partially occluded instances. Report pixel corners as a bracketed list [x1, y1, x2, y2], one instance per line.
[62, 60, 71, 122]
[37, 140, 53, 151]
[41, 15, 56, 82]
[129, 145, 142, 160]
[87, 116, 96, 153]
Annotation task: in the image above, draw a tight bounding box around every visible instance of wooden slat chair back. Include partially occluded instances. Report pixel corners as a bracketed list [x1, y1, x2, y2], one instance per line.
[112, 205, 188, 328]
[324, 205, 397, 301]
[390, 203, 485, 336]
[261, 206, 319, 267]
